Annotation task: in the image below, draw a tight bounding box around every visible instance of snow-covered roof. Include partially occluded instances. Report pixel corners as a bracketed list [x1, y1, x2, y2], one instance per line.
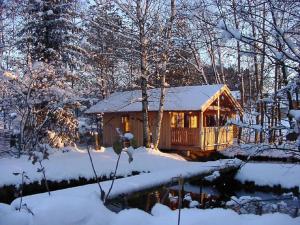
[86, 84, 234, 113]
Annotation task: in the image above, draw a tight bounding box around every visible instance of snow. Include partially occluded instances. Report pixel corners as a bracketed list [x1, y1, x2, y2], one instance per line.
[249, 124, 263, 131]
[204, 170, 220, 182]
[220, 144, 300, 161]
[226, 195, 299, 217]
[123, 132, 134, 140]
[217, 20, 242, 41]
[116, 204, 300, 225]
[2, 199, 300, 225]
[46, 10, 53, 15]
[0, 154, 241, 225]
[235, 162, 300, 190]
[189, 200, 200, 208]
[231, 90, 241, 100]
[1, 195, 114, 225]
[1, 153, 300, 225]
[289, 110, 300, 121]
[4, 157, 240, 204]
[183, 193, 200, 208]
[257, 97, 274, 104]
[86, 84, 225, 113]
[0, 146, 239, 188]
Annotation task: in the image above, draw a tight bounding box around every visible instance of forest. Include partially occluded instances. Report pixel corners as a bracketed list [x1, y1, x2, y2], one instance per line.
[0, 1, 300, 225]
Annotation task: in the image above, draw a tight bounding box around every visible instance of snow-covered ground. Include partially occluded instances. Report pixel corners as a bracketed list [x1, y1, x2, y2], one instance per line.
[220, 144, 300, 161]
[0, 146, 238, 188]
[1, 145, 300, 192]
[1, 193, 299, 225]
[0, 147, 183, 187]
[3, 157, 238, 205]
[235, 162, 300, 190]
[1, 146, 300, 224]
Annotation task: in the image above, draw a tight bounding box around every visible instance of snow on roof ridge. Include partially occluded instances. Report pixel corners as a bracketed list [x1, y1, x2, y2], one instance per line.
[86, 84, 226, 113]
[109, 84, 224, 95]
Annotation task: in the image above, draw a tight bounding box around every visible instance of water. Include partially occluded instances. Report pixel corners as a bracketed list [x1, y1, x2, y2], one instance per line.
[107, 181, 300, 217]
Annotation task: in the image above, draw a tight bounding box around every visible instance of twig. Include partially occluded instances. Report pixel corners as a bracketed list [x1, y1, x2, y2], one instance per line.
[87, 145, 105, 201]
[38, 161, 51, 196]
[105, 152, 122, 203]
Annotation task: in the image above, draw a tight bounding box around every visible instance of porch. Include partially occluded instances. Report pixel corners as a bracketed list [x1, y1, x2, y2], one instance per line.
[170, 126, 233, 151]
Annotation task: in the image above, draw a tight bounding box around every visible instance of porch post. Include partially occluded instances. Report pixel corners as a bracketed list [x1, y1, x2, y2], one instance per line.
[199, 111, 203, 149]
[217, 96, 220, 127]
[216, 96, 220, 151]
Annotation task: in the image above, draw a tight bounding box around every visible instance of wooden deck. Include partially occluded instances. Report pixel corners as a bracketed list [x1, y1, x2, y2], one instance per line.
[170, 126, 233, 151]
[202, 126, 233, 150]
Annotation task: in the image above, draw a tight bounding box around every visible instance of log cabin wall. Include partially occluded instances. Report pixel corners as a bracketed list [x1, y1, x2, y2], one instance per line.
[148, 112, 171, 149]
[103, 111, 171, 148]
[103, 112, 144, 147]
[103, 114, 121, 146]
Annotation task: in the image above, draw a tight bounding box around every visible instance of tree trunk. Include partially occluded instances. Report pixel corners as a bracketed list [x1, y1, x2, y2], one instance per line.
[137, 0, 150, 147]
[232, 0, 243, 144]
[259, 3, 266, 143]
[141, 58, 150, 147]
[153, 0, 176, 149]
[154, 74, 167, 149]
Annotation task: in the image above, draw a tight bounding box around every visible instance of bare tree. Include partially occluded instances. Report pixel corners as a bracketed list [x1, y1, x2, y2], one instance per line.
[153, 0, 176, 149]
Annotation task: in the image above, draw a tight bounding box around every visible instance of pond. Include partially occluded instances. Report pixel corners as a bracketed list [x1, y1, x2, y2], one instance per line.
[107, 180, 300, 218]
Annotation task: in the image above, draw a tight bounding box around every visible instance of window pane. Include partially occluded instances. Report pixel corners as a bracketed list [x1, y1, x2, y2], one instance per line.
[121, 115, 130, 132]
[171, 112, 184, 128]
[190, 115, 198, 128]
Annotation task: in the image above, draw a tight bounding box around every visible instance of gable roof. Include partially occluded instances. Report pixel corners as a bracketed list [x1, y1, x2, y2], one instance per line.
[86, 84, 242, 114]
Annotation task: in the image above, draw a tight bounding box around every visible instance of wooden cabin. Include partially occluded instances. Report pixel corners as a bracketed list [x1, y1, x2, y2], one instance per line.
[86, 84, 242, 151]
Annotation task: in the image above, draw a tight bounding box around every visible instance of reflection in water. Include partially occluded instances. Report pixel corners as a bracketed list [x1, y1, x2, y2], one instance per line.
[107, 181, 299, 218]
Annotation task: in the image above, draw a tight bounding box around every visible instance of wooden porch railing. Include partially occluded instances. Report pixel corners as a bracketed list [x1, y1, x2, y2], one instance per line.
[171, 128, 200, 146]
[171, 126, 233, 149]
[202, 126, 233, 150]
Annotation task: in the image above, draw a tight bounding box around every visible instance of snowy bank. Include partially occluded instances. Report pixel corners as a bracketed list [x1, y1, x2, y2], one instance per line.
[220, 144, 300, 161]
[1, 198, 300, 225]
[0, 147, 188, 187]
[13, 158, 239, 202]
[235, 163, 300, 191]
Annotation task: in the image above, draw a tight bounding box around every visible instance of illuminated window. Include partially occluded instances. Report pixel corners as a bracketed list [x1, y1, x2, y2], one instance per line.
[171, 112, 184, 128]
[171, 112, 198, 128]
[121, 115, 130, 132]
[189, 114, 198, 128]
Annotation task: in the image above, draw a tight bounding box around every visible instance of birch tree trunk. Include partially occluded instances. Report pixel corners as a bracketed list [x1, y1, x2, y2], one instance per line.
[259, 3, 266, 143]
[153, 0, 176, 149]
[136, 0, 150, 147]
[232, 0, 243, 144]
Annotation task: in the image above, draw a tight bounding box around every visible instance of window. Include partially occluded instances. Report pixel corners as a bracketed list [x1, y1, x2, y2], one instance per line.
[171, 112, 198, 128]
[171, 112, 184, 128]
[205, 114, 228, 127]
[189, 114, 198, 128]
[121, 115, 130, 132]
[205, 115, 217, 127]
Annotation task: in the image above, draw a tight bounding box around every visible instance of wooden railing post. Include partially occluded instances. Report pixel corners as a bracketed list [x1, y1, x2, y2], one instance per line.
[199, 111, 203, 149]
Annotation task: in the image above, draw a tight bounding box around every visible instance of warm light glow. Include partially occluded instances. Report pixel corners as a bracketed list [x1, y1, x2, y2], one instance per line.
[171, 112, 184, 128]
[121, 115, 131, 132]
[171, 112, 198, 128]
[189, 114, 198, 128]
